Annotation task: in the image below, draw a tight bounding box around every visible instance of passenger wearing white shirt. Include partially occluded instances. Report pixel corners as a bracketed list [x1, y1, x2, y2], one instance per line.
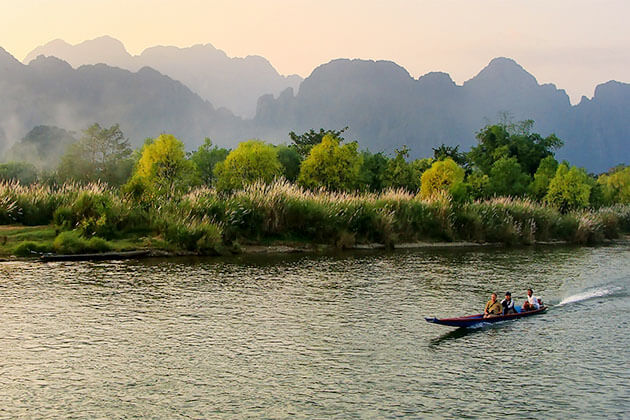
[523, 288, 541, 311]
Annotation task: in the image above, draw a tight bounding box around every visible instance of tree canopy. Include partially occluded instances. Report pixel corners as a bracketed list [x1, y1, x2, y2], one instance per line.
[214, 140, 281, 191]
[289, 127, 348, 159]
[57, 123, 132, 185]
[488, 157, 531, 197]
[129, 133, 196, 196]
[189, 138, 229, 185]
[298, 133, 362, 191]
[598, 165, 630, 205]
[545, 163, 593, 212]
[420, 158, 465, 199]
[468, 121, 563, 176]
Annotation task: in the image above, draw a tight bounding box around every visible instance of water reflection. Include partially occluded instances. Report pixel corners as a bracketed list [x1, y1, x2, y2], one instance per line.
[1, 244, 629, 418]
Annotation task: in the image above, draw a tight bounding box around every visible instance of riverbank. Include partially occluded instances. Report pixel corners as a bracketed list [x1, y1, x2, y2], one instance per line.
[2, 221, 629, 262]
[2, 181, 630, 260]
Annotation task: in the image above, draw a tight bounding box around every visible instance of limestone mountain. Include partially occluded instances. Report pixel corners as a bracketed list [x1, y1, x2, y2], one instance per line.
[3, 44, 630, 173]
[0, 48, 249, 158]
[24, 36, 302, 118]
[255, 57, 627, 172]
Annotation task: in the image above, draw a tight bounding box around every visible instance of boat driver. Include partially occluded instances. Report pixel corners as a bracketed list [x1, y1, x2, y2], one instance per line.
[501, 292, 516, 314]
[483, 293, 502, 318]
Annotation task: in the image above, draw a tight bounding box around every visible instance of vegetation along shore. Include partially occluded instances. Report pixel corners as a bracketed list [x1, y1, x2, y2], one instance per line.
[2, 120, 630, 258]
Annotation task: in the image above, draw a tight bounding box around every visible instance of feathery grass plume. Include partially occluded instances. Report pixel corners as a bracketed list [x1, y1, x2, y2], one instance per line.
[573, 212, 604, 244]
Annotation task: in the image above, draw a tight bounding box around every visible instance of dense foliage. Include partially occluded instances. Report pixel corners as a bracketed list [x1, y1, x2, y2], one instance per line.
[2, 119, 630, 256]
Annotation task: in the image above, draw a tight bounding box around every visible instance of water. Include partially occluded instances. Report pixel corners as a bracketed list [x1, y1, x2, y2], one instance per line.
[1, 244, 629, 418]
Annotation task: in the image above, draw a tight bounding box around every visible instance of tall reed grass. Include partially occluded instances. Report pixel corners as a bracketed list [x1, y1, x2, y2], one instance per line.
[3, 180, 630, 255]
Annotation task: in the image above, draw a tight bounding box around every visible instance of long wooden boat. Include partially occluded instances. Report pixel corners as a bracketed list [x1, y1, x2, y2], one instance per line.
[425, 306, 548, 328]
[40, 250, 150, 262]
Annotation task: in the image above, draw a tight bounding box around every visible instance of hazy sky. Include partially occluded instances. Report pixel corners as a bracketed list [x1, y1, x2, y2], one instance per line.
[1, 0, 628, 103]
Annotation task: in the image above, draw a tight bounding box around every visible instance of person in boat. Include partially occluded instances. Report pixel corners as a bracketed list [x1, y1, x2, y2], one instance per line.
[484, 293, 502, 318]
[522, 288, 541, 311]
[501, 291, 517, 314]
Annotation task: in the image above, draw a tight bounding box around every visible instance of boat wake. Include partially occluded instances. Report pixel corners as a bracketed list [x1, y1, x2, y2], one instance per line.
[557, 284, 625, 306]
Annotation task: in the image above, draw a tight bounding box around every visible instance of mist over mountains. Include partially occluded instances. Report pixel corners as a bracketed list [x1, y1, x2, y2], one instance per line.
[25, 36, 302, 118]
[0, 46, 250, 151]
[2, 38, 629, 173]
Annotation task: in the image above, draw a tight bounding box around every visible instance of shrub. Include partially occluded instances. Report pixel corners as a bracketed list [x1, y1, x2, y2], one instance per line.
[52, 231, 114, 254]
[13, 241, 51, 257]
[53, 231, 89, 254]
[87, 236, 113, 252]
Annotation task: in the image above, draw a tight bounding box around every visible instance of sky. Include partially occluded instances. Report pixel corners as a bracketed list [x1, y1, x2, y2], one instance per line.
[1, 0, 628, 103]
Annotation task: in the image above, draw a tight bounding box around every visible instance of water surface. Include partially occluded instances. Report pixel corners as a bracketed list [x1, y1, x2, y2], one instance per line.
[1, 245, 628, 418]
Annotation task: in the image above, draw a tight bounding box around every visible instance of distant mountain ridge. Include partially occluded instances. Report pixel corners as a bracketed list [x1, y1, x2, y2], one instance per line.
[1, 47, 251, 154]
[255, 57, 627, 171]
[24, 36, 302, 118]
[2, 43, 630, 172]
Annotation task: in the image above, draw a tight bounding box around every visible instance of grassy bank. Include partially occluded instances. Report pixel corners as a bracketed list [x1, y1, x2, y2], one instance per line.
[2, 180, 630, 258]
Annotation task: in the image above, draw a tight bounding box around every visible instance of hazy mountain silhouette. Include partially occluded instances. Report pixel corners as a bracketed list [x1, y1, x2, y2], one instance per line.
[5, 125, 78, 170]
[3, 44, 630, 172]
[24, 36, 302, 118]
[0, 47, 250, 157]
[256, 57, 627, 172]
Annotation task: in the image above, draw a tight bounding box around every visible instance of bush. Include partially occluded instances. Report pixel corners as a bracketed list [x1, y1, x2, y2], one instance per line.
[87, 236, 113, 252]
[52, 231, 113, 254]
[13, 241, 51, 257]
[53, 231, 89, 254]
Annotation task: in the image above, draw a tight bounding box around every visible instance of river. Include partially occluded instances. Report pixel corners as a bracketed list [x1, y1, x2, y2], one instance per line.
[1, 244, 629, 418]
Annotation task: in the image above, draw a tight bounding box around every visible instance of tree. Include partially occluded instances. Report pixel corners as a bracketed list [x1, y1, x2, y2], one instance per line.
[359, 151, 389, 192]
[545, 163, 593, 212]
[382, 146, 424, 192]
[467, 170, 491, 200]
[598, 165, 630, 204]
[57, 123, 133, 185]
[214, 140, 281, 191]
[130, 133, 196, 196]
[298, 133, 362, 191]
[528, 156, 558, 200]
[189, 138, 229, 185]
[276, 145, 301, 182]
[488, 157, 531, 197]
[420, 158, 465, 199]
[433, 144, 468, 169]
[0, 162, 39, 184]
[468, 121, 563, 176]
[5, 125, 77, 170]
[289, 127, 348, 159]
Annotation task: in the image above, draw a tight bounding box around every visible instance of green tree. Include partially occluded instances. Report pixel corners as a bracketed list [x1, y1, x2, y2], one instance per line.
[382, 146, 425, 192]
[488, 157, 531, 197]
[0, 162, 39, 184]
[468, 121, 563, 176]
[214, 140, 282, 191]
[5, 125, 77, 170]
[545, 163, 592, 212]
[433, 144, 469, 169]
[466, 170, 491, 200]
[359, 151, 389, 192]
[276, 145, 302, 182]
[420, 158, 465, 199]
[298, 134, 362, 191]
[289, 127, 348, 159]
[528, 156, 558, 200]
[57, 123, 133, 185]
[189, 138, 229, 185]
[598, 165, 630, 204]
[129, 134, 196, 196]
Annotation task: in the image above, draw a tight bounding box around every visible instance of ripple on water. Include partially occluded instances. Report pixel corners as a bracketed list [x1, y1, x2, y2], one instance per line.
[0, 245, 629, 417]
